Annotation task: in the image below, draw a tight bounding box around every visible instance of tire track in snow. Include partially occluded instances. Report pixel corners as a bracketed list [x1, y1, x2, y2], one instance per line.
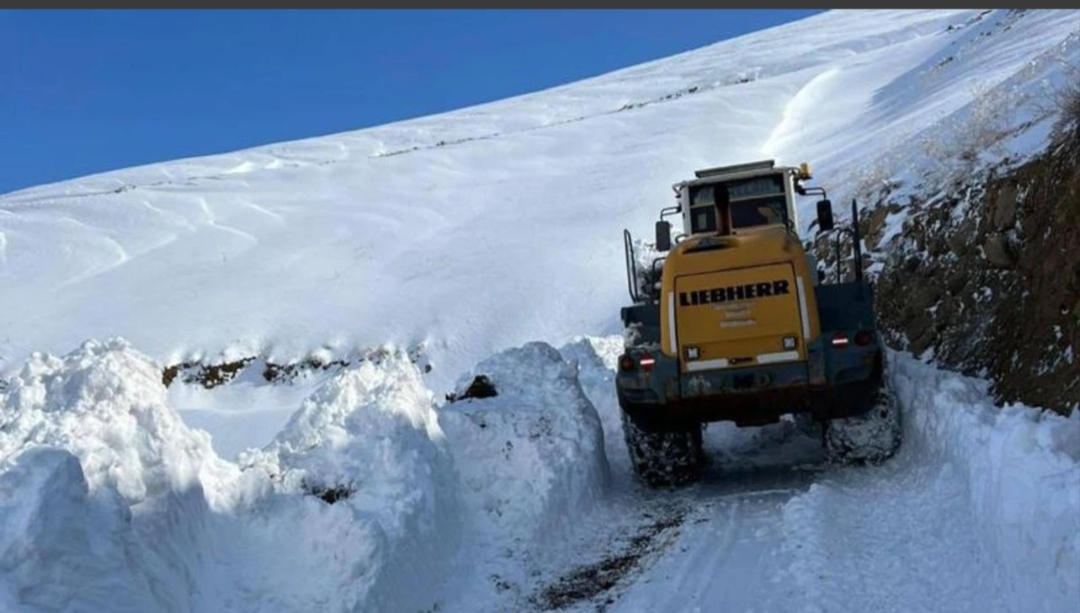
[519, 341, 1003, 613]
[524, 421, 824, 613]
[590, 405, 1016, 613]
[530, 506, 688, 612]
[595, 459, 822, 613]
[505, 342, 824, 613]
[621, 498, 746, 607]
[522, 340, 1046, 613]
[776, 457, 1011, 613]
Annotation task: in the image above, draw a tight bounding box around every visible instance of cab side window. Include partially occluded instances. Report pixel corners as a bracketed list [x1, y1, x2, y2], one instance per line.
[690, 206, 716, 233]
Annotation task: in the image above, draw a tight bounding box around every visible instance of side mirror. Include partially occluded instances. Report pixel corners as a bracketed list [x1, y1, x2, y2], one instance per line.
[655, 220, 672, 252]
[816, 199, 834, 232]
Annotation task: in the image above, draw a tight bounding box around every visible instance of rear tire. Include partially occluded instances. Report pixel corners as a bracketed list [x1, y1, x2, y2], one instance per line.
[620, 408, 705, 488]
[822, 381, 902, 464]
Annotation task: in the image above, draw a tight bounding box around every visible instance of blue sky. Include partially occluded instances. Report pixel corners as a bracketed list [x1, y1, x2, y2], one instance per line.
[1, 9, 822, 195]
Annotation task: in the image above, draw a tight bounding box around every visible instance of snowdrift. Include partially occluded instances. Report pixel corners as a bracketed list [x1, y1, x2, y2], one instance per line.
[0, 339, 244, 612]
[0, 338, 611, 613]
[0, 448, 161, 613]
[558, 335, 626, 430]
[0, 338, 235, 505]
[889, 352, 1080, 613]
[440, 341, 609, 545]
[236, 348, 461, 613]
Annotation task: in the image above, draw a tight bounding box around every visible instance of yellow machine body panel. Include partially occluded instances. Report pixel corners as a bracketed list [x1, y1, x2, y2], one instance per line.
[658, 226, 821, 371]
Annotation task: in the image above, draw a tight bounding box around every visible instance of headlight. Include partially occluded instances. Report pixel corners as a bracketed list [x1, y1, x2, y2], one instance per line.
[685, 346, 699, 360]
[782, 336, 797, 350]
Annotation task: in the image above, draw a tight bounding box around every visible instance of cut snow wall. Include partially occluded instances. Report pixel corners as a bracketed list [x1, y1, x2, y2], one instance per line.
[440, 341, 610, 546]
[889, 351, 1080, 613]
[0, 339, 462, 613]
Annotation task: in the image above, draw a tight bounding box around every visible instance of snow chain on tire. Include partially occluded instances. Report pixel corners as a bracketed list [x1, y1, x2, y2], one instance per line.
[822, 381, 903, 465]
[620, 409, 705, 488]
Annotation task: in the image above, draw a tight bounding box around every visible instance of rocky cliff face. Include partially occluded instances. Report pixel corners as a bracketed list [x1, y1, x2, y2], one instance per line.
[813, 88, 1079, 415]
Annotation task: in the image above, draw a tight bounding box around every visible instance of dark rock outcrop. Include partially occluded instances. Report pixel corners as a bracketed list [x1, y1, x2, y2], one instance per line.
[813, 96, 1079, 415]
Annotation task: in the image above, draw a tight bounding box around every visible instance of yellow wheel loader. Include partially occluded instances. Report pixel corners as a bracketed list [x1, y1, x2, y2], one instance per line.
[617, 160, 901, 487]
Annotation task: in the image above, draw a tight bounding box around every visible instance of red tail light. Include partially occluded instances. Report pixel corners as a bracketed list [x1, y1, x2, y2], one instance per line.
[831, 333, 849, 348]
[854, 331, 873, 346]
[619, 355, 636, 372]
[639, 354, 656, 371]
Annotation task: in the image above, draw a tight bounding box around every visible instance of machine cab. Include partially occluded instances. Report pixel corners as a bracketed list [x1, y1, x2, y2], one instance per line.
[673, 160, 809, 241]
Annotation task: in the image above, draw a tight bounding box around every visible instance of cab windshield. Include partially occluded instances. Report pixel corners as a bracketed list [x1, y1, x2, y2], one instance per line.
[730, 195, 786, 228]
[687, 173, 790, 234]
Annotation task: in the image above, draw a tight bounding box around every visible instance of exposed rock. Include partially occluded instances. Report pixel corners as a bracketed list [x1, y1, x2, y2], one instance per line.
[862, 203, 901, 250]
[909, 282, 943, 311]
[947, 217, 978, 255]
[445, 374, 499, 403]
[815, 100, 1080, 414]
[946, 273, 969, 296]
[991, 181, 1019, 230]
[982, 233, 1017, 268]
[161, 345, 431, 389]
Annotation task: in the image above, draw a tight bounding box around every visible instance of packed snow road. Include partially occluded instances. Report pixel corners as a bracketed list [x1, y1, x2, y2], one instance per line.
[561, 432, 1010, 613]
[446, 339, 1076, 613]
[531, 425, 827, 613]
[492, 427, 1007, 613]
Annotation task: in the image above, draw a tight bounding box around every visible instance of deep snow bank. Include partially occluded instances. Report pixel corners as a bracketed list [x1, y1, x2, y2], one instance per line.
[0, 338, 615, 613]
[889, 351, 1080, 612]
[0, 340, 456, 612]
[0, 339, 241, 611]
[238, 349, 460, 613]
[440, 341, 609, 545]
[0, 338, 238, 507]
[0, 448, 162, 613]
[558, 335, 625, 434]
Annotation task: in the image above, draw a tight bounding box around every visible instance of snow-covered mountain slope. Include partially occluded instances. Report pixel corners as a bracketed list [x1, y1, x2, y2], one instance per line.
[1, 9, 1079, 613]
[2, 9, 1075, 396]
